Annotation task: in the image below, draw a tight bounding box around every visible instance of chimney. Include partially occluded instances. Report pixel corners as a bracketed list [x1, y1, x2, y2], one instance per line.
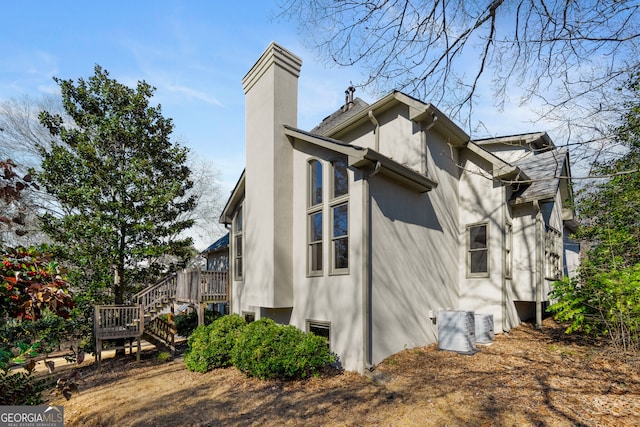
[344, 84, 356, 111]
[240, 42, 302, 308]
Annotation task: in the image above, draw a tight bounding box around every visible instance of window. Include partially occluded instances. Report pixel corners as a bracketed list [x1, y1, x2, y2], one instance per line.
[234, 206, 243, 280]
[332, 159, 348, 198]
[308, 160, 323, 275]
[505, 222, 512, 278]
[545, 226, 562, 280]
[307, 320, 331, 346]
[309, 159, 323, 207]
[309, 211, 323, 273]
[467, 223, 489, 276]
[243, 311, 255, 323]
[330, 160, 349, 273]
[331, 203, 348, 271]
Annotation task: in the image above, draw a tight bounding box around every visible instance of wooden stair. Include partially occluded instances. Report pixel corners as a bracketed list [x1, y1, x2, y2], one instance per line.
[93, 269, 229, 367]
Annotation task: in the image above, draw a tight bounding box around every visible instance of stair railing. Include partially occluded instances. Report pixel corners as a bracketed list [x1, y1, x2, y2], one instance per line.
[134, 273, 178, 318]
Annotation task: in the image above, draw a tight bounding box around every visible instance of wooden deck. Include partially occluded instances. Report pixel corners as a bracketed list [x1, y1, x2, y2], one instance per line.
[93, 270, 229, 367]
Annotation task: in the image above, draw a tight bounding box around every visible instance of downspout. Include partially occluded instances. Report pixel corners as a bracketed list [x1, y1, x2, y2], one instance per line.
[362, 160, 381, 371]
[533, 200, 543, 329]
[368, 111, 380, 151]
[502, 191, 509, 333]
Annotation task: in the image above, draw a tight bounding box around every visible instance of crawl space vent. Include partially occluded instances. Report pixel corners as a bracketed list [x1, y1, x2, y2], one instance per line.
[474, 313, 495, 344]
[437, 310, 477, 354]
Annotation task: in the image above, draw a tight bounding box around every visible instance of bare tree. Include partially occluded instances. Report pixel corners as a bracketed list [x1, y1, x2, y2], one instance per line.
[179, 155, 225, 252]
[280, 0, 640, 172]
[0, 95, 64, 246]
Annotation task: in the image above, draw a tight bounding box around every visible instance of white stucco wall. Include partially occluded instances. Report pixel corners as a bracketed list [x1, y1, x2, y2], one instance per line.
[457, 149, 508, 330]
[286, 143, 366, 372]
[242, 44, 300, 309]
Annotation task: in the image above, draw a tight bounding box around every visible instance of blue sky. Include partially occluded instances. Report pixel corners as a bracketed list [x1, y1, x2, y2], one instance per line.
[1, 1, 545, 195]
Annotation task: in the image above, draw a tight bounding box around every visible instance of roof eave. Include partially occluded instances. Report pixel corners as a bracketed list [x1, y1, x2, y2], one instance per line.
[219, 170, 245, 225]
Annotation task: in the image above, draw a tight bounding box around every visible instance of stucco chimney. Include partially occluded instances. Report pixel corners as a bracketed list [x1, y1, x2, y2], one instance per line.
[240, 42, 302, 308]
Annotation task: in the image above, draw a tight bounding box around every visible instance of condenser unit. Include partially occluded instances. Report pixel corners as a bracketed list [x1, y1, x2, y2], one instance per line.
[474, 313, 495, 344]
[437, 310, 477, 354]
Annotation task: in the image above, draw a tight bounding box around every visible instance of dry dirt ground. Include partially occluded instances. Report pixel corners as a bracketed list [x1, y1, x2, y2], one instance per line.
[43, 319, 640, 427]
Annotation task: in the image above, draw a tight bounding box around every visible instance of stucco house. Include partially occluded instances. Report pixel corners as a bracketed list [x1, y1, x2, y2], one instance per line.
[219, 42, 576, 372]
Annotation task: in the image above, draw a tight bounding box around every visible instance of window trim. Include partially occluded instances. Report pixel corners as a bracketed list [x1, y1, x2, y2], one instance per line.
[544, 225, 562, 280]
[331, 159, 349, 200]
[307, 159, 324, 276]
[233, 205, 244, 281]
[330, 201, 349, 275]
[329, 159, 349, 275]
[306, 320, 331, 347]
[467, 222, 490, 278]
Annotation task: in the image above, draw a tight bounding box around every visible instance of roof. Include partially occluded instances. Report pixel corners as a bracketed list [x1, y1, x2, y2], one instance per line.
[284, 125, 438, 193]
[511, 148, 568, 204]
[201, 232, 229, 254]
[474, 132, 555, 151]
[309, 91, 469, 146]
[311, 97, 370, 135]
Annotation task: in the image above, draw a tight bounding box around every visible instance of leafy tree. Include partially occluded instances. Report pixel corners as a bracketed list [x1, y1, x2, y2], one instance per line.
[37, 65, 196, 305]
[575, 73, 640, 270]
[549, 73, 640, 355]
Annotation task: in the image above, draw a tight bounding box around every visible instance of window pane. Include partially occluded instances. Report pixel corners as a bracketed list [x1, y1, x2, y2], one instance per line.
[235, 236, 242, 256]
[310, 160, 323, 206]
[470, 250, 487, 273]
[332, 204, 348, 238]
[334, 237, 348, 269]
[470, 225, 487, 249]
[333, 160, 348, 198]
[309, 323, 330, 342]
[310, 212, 322, 242]
[310, 242, 322, 271]
[235, 207, 243, 232]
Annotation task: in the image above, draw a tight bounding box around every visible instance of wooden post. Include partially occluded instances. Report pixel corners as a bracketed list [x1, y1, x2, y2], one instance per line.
[168, 303, 176, 356]
[197, 303, 204, 326]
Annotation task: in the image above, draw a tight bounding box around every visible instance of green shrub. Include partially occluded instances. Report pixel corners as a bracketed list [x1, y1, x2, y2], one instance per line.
[231, 318, 333, 380]
[549, 264, 640, 354]
[184, 314, 246, 372]
[175, 309, 221, 337]
[0, 370, 53, 405]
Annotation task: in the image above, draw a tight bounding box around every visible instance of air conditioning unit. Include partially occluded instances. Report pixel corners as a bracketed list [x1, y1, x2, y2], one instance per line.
[437, 310, 477, 354]
[474, 313, 495, 344]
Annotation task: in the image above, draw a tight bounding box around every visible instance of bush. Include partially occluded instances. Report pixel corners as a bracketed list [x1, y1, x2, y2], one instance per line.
[231, 318, 334, 380]
[184, 314, 246, 372]
[0, 370, 53, 405]
[175, 309, 221, 337]
[549, 264, 640, 354]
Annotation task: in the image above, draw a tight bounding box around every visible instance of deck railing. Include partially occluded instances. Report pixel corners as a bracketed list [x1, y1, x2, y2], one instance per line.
[200, 271, 228, 302]
[94, 305, 144, 340]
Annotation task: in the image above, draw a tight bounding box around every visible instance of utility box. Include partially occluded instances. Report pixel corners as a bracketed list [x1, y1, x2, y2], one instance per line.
[474, 313, 495, 344]
[437, 310, 477, 354]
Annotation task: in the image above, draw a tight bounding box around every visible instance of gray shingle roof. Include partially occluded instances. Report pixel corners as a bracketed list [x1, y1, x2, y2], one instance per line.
[310, 98, 370, 135]
[512, 148, 568, 203]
